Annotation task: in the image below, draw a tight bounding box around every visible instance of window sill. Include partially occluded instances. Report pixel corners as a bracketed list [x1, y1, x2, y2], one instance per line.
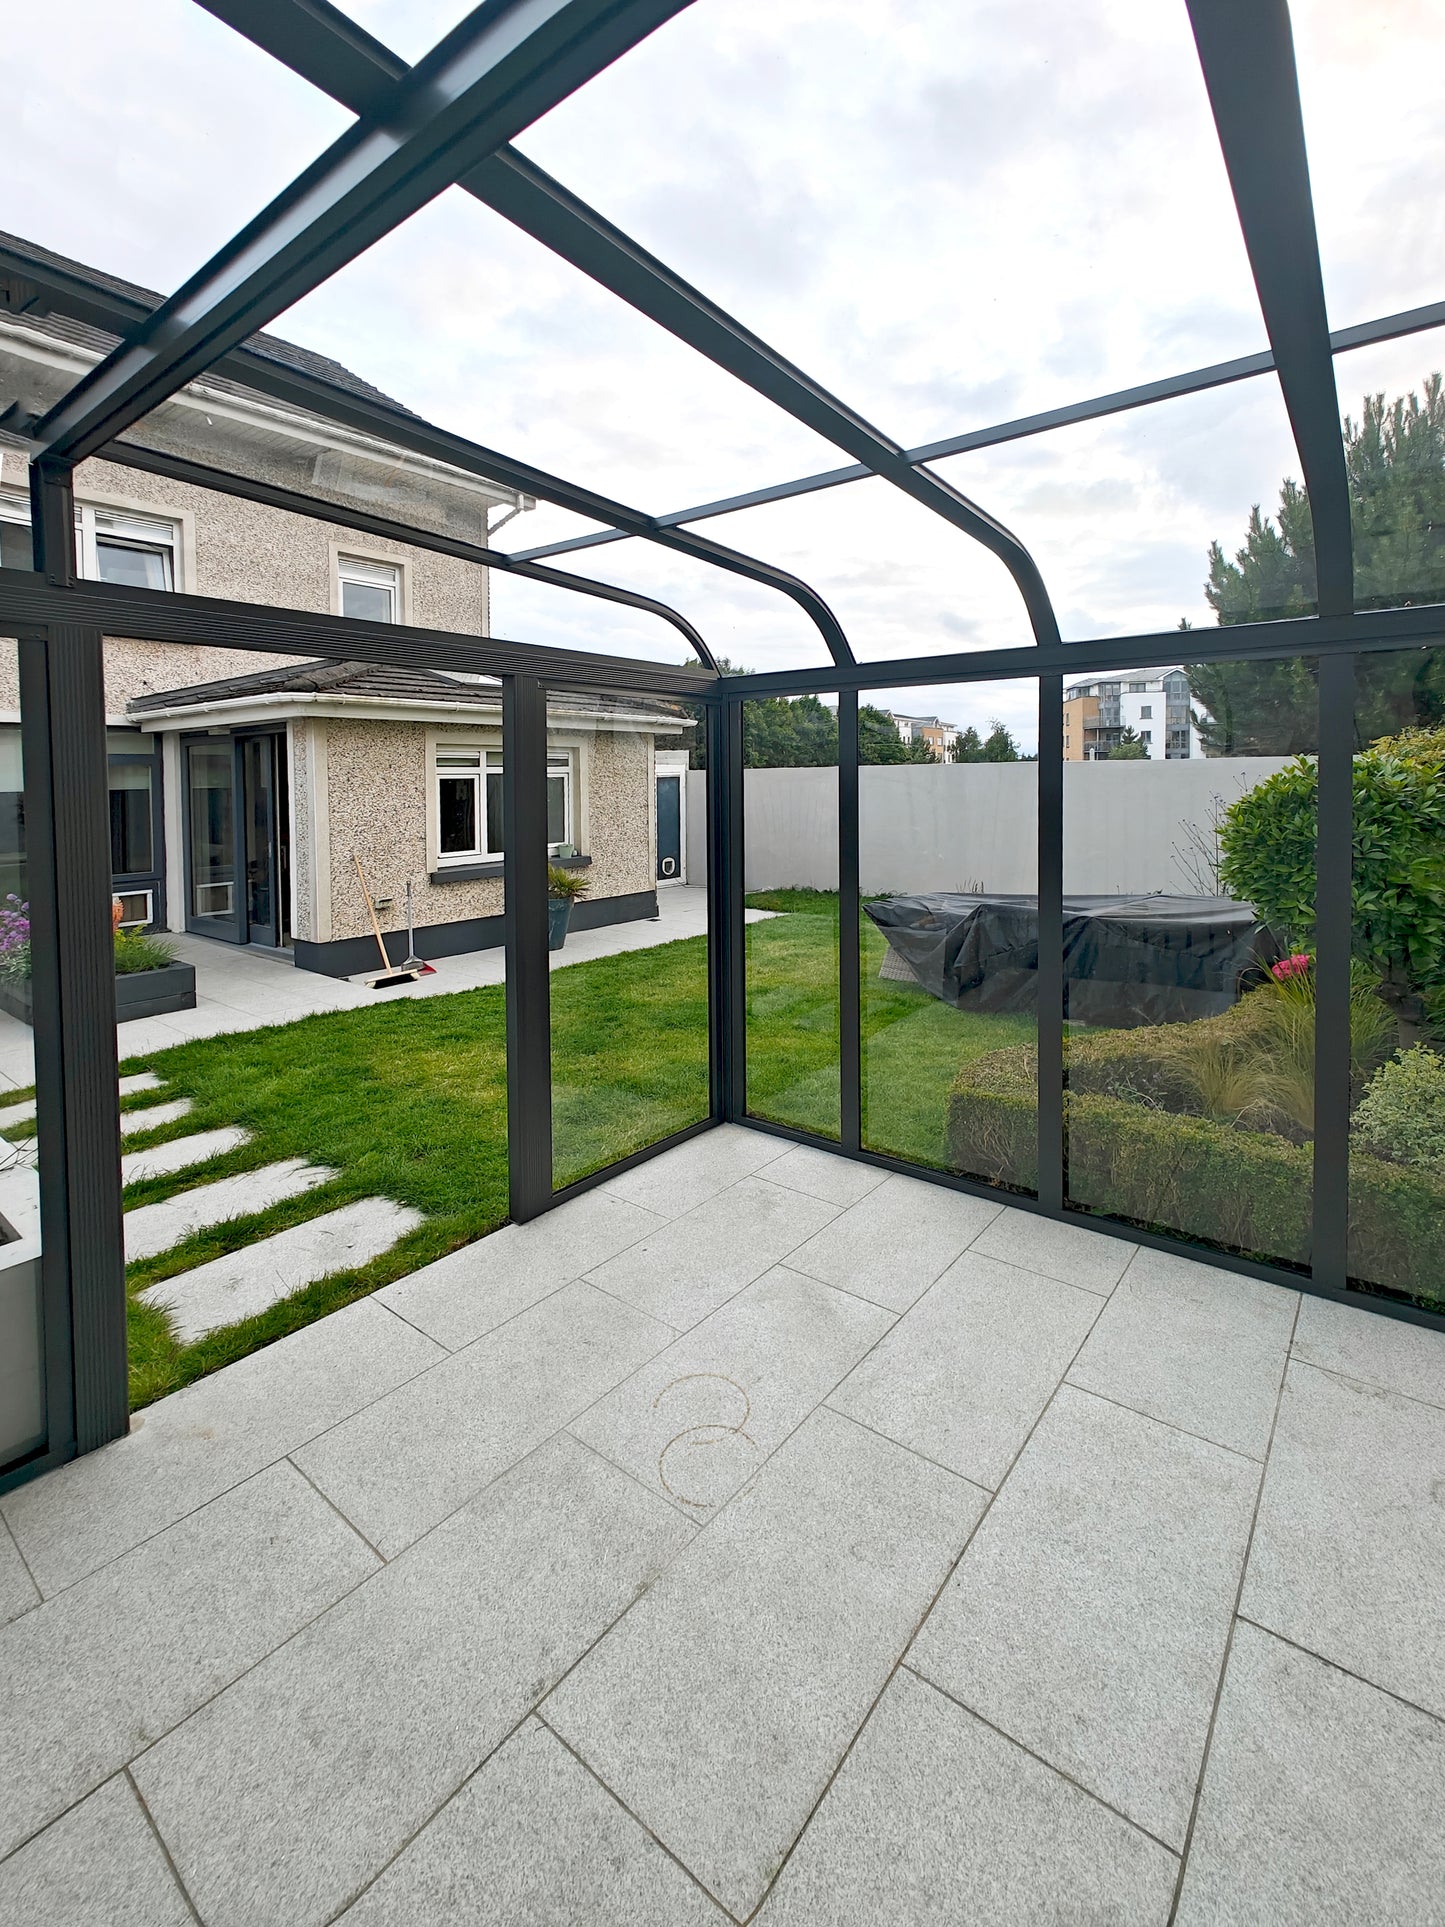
[429, 853, 590, 884]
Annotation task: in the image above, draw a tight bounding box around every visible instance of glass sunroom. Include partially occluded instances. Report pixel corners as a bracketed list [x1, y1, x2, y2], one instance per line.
[0, 2, 1441, 1921]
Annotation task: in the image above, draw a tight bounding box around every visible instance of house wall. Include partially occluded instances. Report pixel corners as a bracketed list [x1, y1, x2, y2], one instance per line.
[687, 759, 1296, 897]
[0, 446, 488, 715]
[314, 716, 657, 951]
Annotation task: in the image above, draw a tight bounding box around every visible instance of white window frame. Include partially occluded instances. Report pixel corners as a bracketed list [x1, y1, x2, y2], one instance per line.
[432, 740, 576, 867]
[0, 489, 181, 588]
[336, 550, 405, 624]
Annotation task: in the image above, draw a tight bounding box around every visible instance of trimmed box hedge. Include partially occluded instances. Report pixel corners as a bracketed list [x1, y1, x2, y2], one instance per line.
[946, 1021, 1445, 1306]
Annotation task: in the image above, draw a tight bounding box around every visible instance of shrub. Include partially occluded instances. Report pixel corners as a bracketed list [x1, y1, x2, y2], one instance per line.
[0, 895, 30, 983]
[1352, 1046, 1445, 1176]
[1217, 726, 1445, 1027]
[946, 1029, 1445, 1304]
[113, 928, 177, 974]
[546, 865, 589, 902]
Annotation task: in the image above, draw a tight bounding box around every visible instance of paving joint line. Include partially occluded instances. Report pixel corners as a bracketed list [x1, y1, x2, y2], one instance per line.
[1163, 1292, 1301, 1926]
[1231, 1614, 1445, 1728]
[1284, 1350, 1445, 1415]
[286, 1455, 389, 1565]
[1058, 1379, 1268, 1465]
[898, 1664, 1184, 1858]
[124, 1766, 205, 1924]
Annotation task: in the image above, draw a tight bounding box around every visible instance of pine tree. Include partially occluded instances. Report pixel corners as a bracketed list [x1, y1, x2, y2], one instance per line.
[1186, 376, 1445, 751]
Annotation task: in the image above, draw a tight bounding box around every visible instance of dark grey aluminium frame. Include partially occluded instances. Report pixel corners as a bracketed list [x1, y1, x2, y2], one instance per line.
[2, 0, 1444, 1491]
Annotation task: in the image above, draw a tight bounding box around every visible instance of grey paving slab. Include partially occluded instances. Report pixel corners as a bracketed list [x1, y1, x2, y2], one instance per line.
[137, 1196, 423, 1342]
[0, 1514, 38, 1626]
[544, 1405, 986, 1920]
[584, 1175, 840, 1330]
[0, 1776, 194, 1927]
[761, 1142, 891, 1208]
[0, 1297, 443, 1596]
[124, 1157, 338, 1263]
[1066, 1245, 1296, 1458]
[337, 1717, 725, 1925]
[0, 1095, 35, 1130]
[0, 1460, 377, 1860]
[377, 1189, 665, 1350]
[134, 1434, 693, 1927]
[828, 1250, 1102, 1490]
[783, 1171, 1003, 1312]
[971, 1203, 1136, 1295]
[1241, 1360, 1445, 1718]
[295, 1281, 675, 1555]
[572, 1265, 894, 1518]
[117, 1096, 193, 1139]
[758, 1666, 1176, 1926]
[121, 1125, 251, 1186]
[1291, 1291, 1445, 1409]
[910, 1386, 1258, 1849]
[119, 1070, 164, 1097]
[598, 1121, 789, 1217]
[1174, 1622, 1445, 1927]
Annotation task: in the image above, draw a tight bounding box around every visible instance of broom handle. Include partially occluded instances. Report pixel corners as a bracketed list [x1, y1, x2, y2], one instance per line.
[352, 853, 392, 969]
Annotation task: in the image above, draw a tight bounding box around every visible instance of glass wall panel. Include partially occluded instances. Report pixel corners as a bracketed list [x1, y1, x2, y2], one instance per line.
[549, 687, 708, 1188]
[860, 681, 1038, 1183]
[744, 694, 840, 1139]
[1063, 656, 1318, 1270]
[1346, 645, 1445, 1315]
[0, 718, 43, 1476]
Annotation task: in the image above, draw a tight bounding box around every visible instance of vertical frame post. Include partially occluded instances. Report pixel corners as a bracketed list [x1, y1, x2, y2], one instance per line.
[837, 689, 861, 1152]
[1312, 651, 1355, 1291]
[18, 625, 127, 1456]
[1036, 674, 1065, 1212]
[502, 672, 552, 1221]
[707, 697, 745, 1121]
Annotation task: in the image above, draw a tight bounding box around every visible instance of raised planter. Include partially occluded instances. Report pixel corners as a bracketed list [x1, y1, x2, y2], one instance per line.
[0, 961, 197, 1027]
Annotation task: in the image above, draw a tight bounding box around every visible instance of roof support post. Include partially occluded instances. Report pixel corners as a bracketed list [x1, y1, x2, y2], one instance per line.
[1311, 651, 1355, 1289]
[706, 698, 745, 1122]
[502, 672, 553, 1220]
[1035, 674, 1064, 1213]
[18, 625, 127, 1461]
[837, 691, 861, 1154]
[1189, 0, 1353, 616]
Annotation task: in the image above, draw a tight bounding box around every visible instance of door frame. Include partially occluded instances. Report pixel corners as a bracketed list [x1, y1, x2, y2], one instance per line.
[655, 748, 688, 886]
[180, 728, 290, 946]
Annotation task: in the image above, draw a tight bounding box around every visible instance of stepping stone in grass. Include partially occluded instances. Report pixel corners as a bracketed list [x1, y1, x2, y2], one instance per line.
[0, 1072, 165, 1135]
[122, 1128, 252, 1187]
[137, 1198, 425, 1343]
[125, 1159, 340, 1265]
[118, 1098, 193, 1140]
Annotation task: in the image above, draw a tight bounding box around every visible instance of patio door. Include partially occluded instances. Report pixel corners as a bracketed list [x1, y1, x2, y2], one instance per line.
[184, 732, 290, 947]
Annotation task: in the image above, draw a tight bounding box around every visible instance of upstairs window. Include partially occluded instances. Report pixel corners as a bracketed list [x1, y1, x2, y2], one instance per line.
[339, 554, 401, 622]
[0, 492, 178, 586]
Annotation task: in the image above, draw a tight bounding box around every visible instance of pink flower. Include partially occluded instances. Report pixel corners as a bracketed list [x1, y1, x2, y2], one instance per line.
[1271, 952, 1311, 981]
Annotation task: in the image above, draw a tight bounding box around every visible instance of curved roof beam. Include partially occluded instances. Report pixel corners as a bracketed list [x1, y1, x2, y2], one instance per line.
[0, 247, 853, 671]
[192, 0, 1060, 648]
[103, 444, 723, 672]
[1188, 0, 1352, 617]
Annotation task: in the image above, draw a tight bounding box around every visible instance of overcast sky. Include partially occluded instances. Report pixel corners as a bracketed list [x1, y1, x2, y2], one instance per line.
[5, 0, 1442, 742]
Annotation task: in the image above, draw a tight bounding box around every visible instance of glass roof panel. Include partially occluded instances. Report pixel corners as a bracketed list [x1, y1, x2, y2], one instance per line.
[929, 372, 1307, 641]
[1292, 0, 1445, 329]
[1, 0, 352, 303]
[515, 0, 1271, 453]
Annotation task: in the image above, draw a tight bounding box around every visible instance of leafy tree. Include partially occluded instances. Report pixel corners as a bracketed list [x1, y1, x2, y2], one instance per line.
[1108, 726, 1149, 761]
[859, 705, 935, 765]
[1186, 375, 1445, 752]
[954, 719, 1021, 762]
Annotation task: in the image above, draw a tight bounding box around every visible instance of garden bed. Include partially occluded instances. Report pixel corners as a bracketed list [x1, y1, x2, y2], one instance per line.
[0, 961, 196, 1026]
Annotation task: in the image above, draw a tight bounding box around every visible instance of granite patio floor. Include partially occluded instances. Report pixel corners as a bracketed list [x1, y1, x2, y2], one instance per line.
[1, 1123, 1441, 1924]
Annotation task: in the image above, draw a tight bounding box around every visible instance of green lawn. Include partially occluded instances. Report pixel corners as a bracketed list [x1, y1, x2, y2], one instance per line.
[744, 890, 1036, 1164]
[1, 903, 1028, 1410]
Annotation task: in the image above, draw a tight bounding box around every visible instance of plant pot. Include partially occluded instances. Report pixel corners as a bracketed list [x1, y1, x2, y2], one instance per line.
[0, 961, 197, 1028]
[548, 898, 573, 951]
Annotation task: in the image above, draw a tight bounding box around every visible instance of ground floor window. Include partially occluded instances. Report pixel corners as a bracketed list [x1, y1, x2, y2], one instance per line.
[436, 745, 574, 861]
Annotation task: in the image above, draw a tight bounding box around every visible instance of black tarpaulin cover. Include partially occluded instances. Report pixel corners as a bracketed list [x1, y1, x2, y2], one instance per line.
[864, 893, 1281, 1026]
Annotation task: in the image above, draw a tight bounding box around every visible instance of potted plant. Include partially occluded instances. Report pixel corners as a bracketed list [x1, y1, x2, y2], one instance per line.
[0, 896, 197, 1025]
[547, 864, 589, 951]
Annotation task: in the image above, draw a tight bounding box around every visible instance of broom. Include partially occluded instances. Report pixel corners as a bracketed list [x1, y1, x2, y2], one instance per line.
[352, 854, 426, 987]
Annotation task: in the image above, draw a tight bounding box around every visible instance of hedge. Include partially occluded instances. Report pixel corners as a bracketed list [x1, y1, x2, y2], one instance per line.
[946, 1029, 1445, 1306]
